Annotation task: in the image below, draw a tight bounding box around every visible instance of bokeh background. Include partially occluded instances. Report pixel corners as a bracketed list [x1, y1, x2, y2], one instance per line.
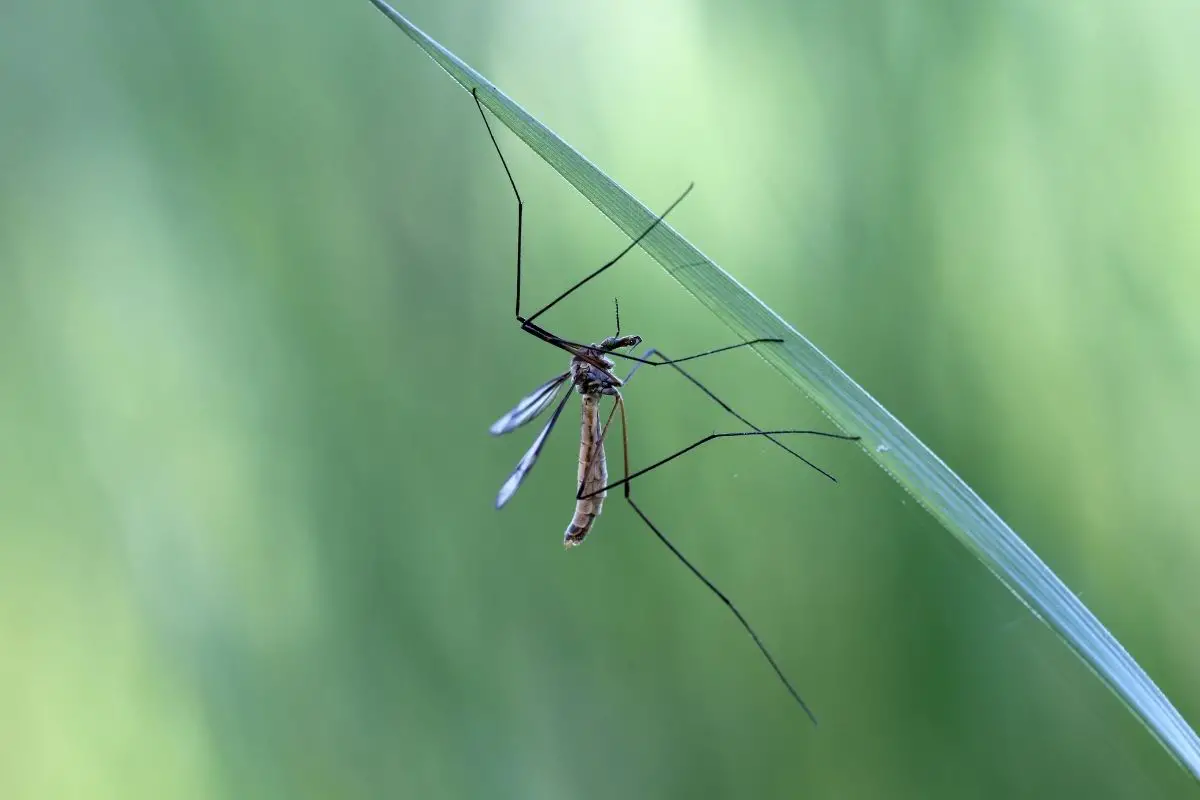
[3, 1, 1199, 797]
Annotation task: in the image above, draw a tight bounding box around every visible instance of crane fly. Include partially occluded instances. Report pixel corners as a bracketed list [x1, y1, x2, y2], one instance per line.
[474, 89, 859, 723]
[493, 324, 639, 546]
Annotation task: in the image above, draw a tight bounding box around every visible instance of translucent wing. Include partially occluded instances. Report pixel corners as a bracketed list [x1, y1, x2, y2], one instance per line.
[489, 372, 570, 436]
[495, 389, 574, 509]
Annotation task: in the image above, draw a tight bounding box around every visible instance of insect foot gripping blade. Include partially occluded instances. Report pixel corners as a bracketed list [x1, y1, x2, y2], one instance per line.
[565, 394, 607, 547]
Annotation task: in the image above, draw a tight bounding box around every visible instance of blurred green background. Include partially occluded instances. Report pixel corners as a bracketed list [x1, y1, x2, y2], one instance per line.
[3, 0, 1199, 797]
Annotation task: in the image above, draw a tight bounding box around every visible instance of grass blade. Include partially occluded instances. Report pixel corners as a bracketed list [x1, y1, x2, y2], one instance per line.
[366, 0, 1200, 779]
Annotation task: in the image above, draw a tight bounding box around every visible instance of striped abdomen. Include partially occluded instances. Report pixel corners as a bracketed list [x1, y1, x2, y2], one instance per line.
[564, 394, 607, 547]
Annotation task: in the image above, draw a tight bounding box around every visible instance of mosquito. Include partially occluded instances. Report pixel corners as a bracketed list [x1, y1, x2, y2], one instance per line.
[474, 89, 859, 722]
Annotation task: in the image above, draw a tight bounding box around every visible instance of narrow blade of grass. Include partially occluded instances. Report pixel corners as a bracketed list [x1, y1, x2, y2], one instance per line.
[366, 0, 1200, 779]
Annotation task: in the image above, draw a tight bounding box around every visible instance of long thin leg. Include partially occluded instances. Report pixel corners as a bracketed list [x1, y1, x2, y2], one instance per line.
[522, 184, 694, 327]
[625, 347, 859, 482]
[523, 330, 788, 369]
[635, 339, 784, 367]
[615, 391, 631, 494]
[472, 89, 524, 320]
[610, 391, 819, 724]
[607, 337, 788, 367]
[586, 429, 855, 499]
[472, 89, 699, 349]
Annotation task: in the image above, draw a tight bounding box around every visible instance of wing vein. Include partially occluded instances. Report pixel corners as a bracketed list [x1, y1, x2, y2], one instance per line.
[495, 388, 575, 508]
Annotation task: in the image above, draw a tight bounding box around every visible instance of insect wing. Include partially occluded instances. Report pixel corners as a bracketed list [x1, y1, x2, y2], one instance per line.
[489, 372, 569, 436]
[495, 389, 573, 509]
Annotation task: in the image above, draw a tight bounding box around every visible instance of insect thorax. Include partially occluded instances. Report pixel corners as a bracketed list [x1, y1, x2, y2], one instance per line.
[570, 347, 621, 396]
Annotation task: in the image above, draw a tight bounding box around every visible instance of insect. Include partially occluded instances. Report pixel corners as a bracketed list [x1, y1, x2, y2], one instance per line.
[474, 88, 859, 722]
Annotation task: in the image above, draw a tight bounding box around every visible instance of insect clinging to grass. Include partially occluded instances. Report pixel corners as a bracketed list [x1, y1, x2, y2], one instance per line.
[474, 88, 858, 722]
